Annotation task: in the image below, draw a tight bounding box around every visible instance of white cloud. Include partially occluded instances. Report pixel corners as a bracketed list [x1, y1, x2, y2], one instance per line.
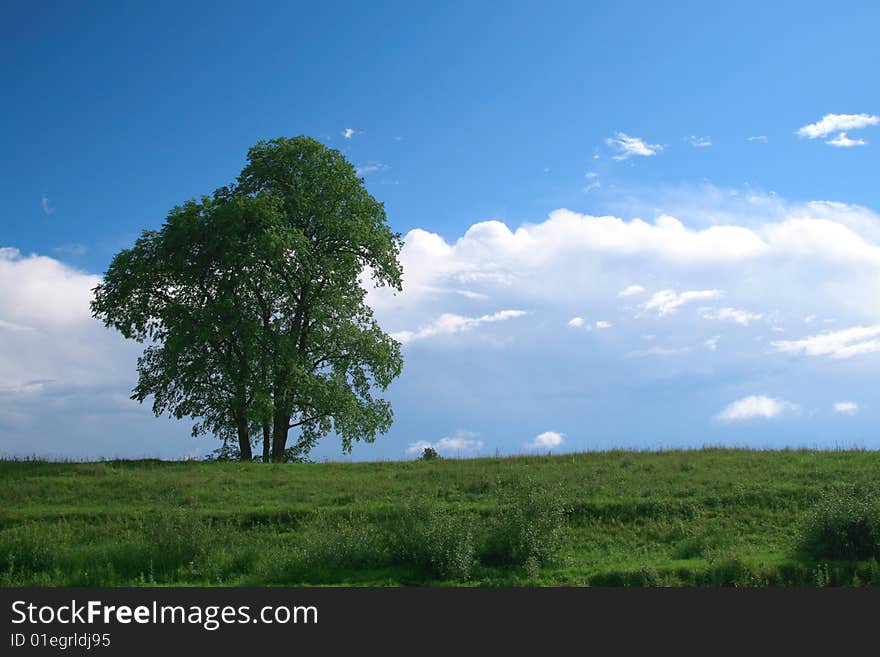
[797, 113, 879, 139]
[40, 194, 54, 216]
[12, 184, 880, 458]
[833, 401, 859, 415]
[342, 128, 356, 139]
[618, 284, 646, 297]
[747, 135, 768, 143]
[717, 395, 798, 422]
[355, 162, 388, 175]
[771, 325, 880, 359]
[700, 307, 763, 326]
[371, 190, 880, 369]
[688, 135, 712, 148]
[643, 289, 722, 317]
[568, 317, 610, 330]
[527, 431, 565, 450]
[0, 319, 34, 332]
[606, 132, 663, 160]
[0, 247, 135, 393]
[391, 309, 527, 343]
[406, 430, 484, 456]
[704, 335, 720, 351]
[826, 132, 866, 147]
[0, 248, 100, 326]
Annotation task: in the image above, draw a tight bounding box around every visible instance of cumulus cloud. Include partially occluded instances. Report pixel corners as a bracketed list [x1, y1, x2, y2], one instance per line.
[826, 133, 866, 147]
[342, 128, 356, 139]
[771, 325, 880, 359]
[642, 289, 722, 317]
[391, 310, 527, 343]
[797, 113, 879, 139]
[606, 132, 663, 160]
[716, 396, 798, 422]
[700, 307, 763, 326]
[406, 430, 484, 456]
[12, 183, 880, 458]
[370, 189, 880, 367]
[0, 248, 99, 329]
[834, 401, 859, 415]
[567, 316, 586, 328]
[527, 431, 565, 450]
[0, 248, 135, 391]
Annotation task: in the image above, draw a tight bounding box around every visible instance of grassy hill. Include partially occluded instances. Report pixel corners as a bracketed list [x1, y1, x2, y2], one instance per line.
[3, 449, 880, 586]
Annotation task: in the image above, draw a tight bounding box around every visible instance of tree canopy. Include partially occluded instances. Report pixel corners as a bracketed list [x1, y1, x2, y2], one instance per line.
[91, 136, 403, 461]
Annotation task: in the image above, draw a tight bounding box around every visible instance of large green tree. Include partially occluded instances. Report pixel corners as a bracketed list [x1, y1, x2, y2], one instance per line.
[92, 136, 403, 461]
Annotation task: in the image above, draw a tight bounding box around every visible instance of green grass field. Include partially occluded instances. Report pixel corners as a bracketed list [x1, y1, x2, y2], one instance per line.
[3, 449, 880, 587]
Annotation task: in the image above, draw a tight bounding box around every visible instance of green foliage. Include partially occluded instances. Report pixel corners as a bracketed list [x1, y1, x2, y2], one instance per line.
[387, 504, 477, 581]
[481, 479, 569, 573]
[796, 489, 880, 561]
[419, 447, 440, 461]
[91, 136, 403, 460]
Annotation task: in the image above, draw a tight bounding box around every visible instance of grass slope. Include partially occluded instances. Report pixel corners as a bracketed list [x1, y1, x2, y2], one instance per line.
[2, 449, 880, 586]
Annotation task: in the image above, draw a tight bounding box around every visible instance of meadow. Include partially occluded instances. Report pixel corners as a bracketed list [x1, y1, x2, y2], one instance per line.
[3, 448, 880, 587]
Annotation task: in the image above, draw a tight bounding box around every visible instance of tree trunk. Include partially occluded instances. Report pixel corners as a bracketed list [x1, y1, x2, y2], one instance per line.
[271, 409, 290, 462]
[236, 414, 252, 461]
[262, 422, 271, 463]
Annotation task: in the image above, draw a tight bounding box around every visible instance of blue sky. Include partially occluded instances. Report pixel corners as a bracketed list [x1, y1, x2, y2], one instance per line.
[4, 1, 880, 460]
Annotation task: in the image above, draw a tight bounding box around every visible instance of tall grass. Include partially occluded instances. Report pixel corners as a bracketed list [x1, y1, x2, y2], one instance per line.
[3, 449, 880, 586]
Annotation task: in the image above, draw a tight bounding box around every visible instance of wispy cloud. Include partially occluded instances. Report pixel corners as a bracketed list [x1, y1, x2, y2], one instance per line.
[687, 135, 712, 148]
[40, 194, 55, 216]
[771, 325, 880, 359]
[342, 127, 356, 139]
[406, 430, 484, 456]
[606, 132, 663, 160]
[618, 284, 646, 297]
[717, 395, 798, 422]
[747, 135, 768, 143]
[52, 243, 88, 257]
[833, 401, 859, 415]
[391, 309, 527, 343]
[642, 289, 721, 317]
[355, 161, 388, 176]
[0, 319, 35, 332]
[700, 307, 763, 326]
[583, 171, 601, 192]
